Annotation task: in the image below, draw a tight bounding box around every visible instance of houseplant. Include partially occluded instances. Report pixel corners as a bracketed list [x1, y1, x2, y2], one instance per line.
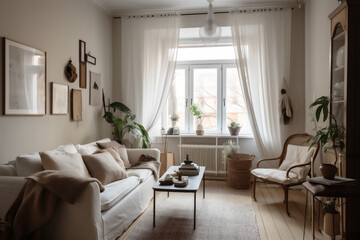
[228, 121, 241, 136]
[102, 101, 150, 148]
[308, 96, 345, 179]
[170, 114, 179, 127]
[222, 140, 255, 189]
[190, 104, 205, 135]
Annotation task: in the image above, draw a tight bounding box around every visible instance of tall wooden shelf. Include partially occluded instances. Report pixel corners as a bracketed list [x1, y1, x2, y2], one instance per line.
[328, 1, 360, 239]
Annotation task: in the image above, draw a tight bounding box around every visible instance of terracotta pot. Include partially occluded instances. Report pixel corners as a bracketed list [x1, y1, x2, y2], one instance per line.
[196, 130, 204, 135]
[320, 164, 337, 179]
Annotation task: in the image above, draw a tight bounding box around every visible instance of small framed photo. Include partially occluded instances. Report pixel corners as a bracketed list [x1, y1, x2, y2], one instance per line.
[51, 82, 69, 115]
[4, 38, 47, 115]
[72, 89, 82, 121]
[86, 53, 96, 65]
[79, 40, 86, 63]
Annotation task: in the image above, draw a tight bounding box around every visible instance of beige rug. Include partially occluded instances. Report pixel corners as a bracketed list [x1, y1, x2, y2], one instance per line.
[124, 180, 260, 240]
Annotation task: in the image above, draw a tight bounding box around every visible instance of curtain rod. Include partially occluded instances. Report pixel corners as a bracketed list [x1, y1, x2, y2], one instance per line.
[114, 5, 295, 19]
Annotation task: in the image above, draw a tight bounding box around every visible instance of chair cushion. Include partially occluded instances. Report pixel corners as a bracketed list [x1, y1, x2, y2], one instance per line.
[279, 145, 316, 179]
[75, 138, 111, 155]
[100, 176, 140, 211]
[82, 152, 127, 185]
[126, 169, 153, 182]
[251, 168, 300, 185]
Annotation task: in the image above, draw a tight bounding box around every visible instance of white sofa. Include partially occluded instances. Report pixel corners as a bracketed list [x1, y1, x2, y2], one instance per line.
[0, 138, 160, 240]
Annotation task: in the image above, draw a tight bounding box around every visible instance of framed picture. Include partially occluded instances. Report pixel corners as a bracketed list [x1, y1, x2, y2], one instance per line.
[4, 38, 46, 115]
[71, 89, 82, 121]
[79, 40, 86, 63]
[86, 53, 96, 65]
[51, 82, 69, 115]
[90, 72, 101, 106]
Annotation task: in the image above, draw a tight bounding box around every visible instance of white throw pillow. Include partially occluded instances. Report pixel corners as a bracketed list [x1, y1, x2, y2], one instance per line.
[279, 144, 315, 179]
[75, 138, 111, 155]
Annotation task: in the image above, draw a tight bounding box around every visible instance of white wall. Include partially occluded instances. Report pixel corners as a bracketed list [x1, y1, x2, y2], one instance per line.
[0, 0, 113, 163]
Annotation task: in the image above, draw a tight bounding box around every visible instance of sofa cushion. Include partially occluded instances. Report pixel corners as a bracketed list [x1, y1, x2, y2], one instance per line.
[40, 151, 91, 178]
[251, 168, 300, 185]
[94, 148, 126, 170]
[100, 176, 140, 211]
[75, 138, 111, 155]
[15, 144, 78, 177]
[113, 146, 131, 169]
[279, 145, 316, 180]
[0, 164, 16, 176]
[126, 169, 153, 183]
[82, 152, 127, 185]
[97, 140, 122, 149]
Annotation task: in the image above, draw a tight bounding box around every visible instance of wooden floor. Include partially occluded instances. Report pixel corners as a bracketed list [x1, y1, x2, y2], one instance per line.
[253, 182, 330, 240]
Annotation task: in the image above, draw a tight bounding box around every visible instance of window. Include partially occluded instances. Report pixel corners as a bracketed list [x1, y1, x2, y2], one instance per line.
[162, 27, 252, 136]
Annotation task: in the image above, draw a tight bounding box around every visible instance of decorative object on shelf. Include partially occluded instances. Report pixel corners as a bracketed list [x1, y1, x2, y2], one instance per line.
[228, 121, 241, 136]
[51, 82, 69, 115]
[65, 59, 78, 83]
[102, 92, 150, 148]
[166, 127, 174, 135]
[170, 114, 179, 127]
[308, 96, 345, 179]
[335, 45, 344, 67]
[71, 89, 82, 121]
[280, 78, 293, 125]
[199, 0, 221, 43]
[90, 72, 101, 106]
[79, 40, 87, 89]
[223, 140, 255, 189]
[179, 155, 199, 176]
[161, 127, 166, 135]
[86, 52, 96, 65]
[173, 127, 180, 135]
[333, 82, 344, 99]
[4, 38, 46, 115]
[190, 104, 205, 135]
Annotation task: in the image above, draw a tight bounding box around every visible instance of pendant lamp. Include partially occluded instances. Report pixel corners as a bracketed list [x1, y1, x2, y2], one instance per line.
[199, 0, 221, 43]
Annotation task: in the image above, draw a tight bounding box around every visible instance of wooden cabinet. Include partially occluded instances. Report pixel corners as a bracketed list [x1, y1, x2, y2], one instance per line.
[328, 1, 360, 239]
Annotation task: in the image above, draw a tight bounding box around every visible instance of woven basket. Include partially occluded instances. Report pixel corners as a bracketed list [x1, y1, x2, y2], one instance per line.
[226, 154, 255, 189]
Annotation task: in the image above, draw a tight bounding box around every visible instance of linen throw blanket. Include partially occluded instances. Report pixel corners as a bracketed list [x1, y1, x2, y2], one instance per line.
[3, 170, 104, 240]
[131, 154, 161, 180]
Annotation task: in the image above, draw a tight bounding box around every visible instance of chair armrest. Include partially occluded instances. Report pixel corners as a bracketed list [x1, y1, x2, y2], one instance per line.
[256, 157, 281, 168]
[0, 176, 26, 219]
[126, 148, 161, 165]
[286, 162, 311, 178]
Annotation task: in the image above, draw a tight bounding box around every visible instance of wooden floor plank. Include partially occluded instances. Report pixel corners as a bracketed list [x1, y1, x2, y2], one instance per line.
[252, 197, 269, 240]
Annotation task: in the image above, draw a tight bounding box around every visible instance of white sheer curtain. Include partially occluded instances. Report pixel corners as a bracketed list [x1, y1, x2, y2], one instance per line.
[121, 15, 180, 131]
[230, 10, 291, 158]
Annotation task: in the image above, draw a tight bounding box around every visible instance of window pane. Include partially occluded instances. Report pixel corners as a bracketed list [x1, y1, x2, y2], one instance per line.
[177, 46, 235, 61]
[193, 68, 217, 131]
[168, 68, 186, 130]
[226, 68, 252, 135]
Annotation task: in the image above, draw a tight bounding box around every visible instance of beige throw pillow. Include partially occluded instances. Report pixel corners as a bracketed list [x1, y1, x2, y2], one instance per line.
[94, 148, 126, 170]
[113, 146, 131, 169]
[97, 140, 123, 149]
[82, 152, 127, 185]
[40, 151, 91, 178]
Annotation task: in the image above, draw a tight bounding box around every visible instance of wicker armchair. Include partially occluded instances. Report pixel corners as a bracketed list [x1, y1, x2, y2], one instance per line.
[251, 133, 319, 216]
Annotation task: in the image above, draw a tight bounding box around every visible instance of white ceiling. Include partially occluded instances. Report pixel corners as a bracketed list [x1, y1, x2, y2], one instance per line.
[95, 0, 297, 16]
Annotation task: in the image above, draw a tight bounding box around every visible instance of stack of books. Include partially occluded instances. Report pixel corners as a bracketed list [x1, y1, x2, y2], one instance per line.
[179, 162, 199, 176]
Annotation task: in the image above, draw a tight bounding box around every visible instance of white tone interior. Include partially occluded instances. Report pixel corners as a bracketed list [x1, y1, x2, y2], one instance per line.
[96, 0, 297, 15]
[0, 0, 113, 164]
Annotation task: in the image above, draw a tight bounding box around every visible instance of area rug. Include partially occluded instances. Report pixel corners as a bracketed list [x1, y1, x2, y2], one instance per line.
[124, 180, 260, 240]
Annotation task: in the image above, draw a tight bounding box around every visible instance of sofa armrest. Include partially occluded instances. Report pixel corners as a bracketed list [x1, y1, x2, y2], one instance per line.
[42, 181, 103, 240]
[0, 176, 26, 219]
[127, 148, 161, 166]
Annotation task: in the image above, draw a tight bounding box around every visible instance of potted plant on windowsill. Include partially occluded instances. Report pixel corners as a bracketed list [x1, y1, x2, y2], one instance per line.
[228, 121, 242, 136]
[190, 104, 205, 135]
[170, 114, 179, 127]
[308, 96, 345, 179]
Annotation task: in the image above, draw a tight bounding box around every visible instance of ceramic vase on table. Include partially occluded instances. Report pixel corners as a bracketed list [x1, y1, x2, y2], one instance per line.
[196, 124, 204, 135]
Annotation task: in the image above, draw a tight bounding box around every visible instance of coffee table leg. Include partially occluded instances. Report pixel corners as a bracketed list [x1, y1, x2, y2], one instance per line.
[203, 176, 205, 199]
[194, 192, 196, 230]
[153, 190, 156, 228]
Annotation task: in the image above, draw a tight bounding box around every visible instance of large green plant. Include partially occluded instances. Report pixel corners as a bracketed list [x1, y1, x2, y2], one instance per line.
[102, 102, 150, 148]
[308, 96, 345, 165]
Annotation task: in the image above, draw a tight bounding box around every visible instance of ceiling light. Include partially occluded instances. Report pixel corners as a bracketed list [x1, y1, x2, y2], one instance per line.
[199, 0, 221, 43]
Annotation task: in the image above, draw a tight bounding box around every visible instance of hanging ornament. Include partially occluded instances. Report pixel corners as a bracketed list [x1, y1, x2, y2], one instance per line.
[280, 78, 293, 125]
[199, 0, 221, 43]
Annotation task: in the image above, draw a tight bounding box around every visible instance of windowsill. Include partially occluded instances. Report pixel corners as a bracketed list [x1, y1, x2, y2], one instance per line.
[152, 133, 254, 139]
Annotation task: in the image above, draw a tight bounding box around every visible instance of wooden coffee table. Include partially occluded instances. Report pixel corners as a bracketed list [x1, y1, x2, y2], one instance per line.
[152, 166, 206, 230]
